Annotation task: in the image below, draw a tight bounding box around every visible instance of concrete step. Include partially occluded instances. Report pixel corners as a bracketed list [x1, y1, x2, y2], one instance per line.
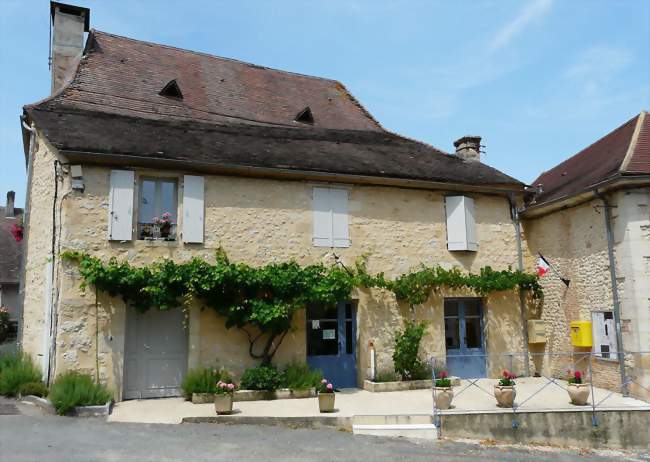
[352, 414, 438, 439]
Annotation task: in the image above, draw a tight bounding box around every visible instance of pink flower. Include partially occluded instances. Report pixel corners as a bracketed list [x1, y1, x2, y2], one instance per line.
[574, 371, 582, 380]
[326, 383, 333, 390]
[227, 383, 234, 390]
[438, 371, 448, 379]
[502, 370, 509, 378]
[321, 379, 328, 384]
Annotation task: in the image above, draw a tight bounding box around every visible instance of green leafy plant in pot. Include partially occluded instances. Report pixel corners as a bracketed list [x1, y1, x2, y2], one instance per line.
[317, 379, 335, 413]
[494, 370, 517, 408]
[433, 370, 454, 410]
[566, 370, 590, 405]
[214, 380, 237, 414]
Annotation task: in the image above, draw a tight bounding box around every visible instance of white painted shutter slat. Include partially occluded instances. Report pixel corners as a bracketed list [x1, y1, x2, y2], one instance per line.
[108, 170, 134, 241]
[331, 189, 350, 248]
[591, 312, 604, 356]
[445, 196, 467, 251]
[313, 187, 332, 247]
[183, 175, 205, 243]
[464, 196, 478, 251]
[604, 316, 617, 356]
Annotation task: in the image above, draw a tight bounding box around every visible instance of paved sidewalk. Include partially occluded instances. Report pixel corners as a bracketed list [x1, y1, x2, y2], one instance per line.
[109, 377, 649, 424]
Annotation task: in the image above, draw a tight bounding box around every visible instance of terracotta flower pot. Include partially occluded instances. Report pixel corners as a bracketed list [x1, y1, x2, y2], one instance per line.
[494, 385, 516, 407]
[434, 387, 454, 410]
[214, 394, 234, 414]
[192, 392, 215, 404]
[318, 393, 335, 413]
[567, 382, 591, 405]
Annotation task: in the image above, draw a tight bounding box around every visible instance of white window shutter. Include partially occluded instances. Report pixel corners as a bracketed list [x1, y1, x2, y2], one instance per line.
[591, 312, 604, 356]
[108, 170, 134, 241]
[603, 315, 617, 356]
[183, 175, 204, 243]
[331, 189, 350, 248]
[445, 196, 477, 252]
[313, 187, 332, 247]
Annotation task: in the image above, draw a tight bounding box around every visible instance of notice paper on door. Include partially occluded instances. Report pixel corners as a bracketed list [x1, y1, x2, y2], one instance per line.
[311, 320, 320, 330]
[322, 329, 336, 340]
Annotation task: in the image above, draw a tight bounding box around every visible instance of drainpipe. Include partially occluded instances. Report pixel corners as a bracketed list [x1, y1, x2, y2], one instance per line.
[593, 189, 627, 396]
[509, 194, 530, 377]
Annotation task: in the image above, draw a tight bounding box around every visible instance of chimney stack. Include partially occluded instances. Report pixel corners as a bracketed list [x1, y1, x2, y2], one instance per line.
[50, 2, 90, 94]
[453, 135, 482, 162]
[6, 191, 15, 218]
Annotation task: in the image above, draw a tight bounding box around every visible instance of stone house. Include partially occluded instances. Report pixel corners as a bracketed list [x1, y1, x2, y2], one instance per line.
[522, 112, 650, 398]
[1, 191, 24, 337]
[19, 3, 536, 400]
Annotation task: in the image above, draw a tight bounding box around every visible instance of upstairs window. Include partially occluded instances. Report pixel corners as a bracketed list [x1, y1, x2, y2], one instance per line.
[138, 178, 178, 241]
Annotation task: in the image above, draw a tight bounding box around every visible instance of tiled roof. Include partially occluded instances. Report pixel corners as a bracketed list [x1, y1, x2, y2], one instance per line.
[0, 207, 23, 284]
[25, 30, 523, 189]
[528, 112, 650, 206]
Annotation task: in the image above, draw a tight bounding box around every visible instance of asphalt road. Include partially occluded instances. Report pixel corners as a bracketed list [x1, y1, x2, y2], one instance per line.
[0, 400, 647, 462]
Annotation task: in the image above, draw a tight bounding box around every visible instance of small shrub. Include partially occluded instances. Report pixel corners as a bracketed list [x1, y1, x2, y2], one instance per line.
[373, 370, 400, 383]
[181, 367, 232, 400]
[393, 320, 427, 381]
[283, 362, 322, 390]
[240, 365, 283, 391]
[0, 308, 11, 343]
[410, 361, 433, 381]
[0, 353, 42, 397]
[19, 381, 49, 398]
[49, 371, 112, 416]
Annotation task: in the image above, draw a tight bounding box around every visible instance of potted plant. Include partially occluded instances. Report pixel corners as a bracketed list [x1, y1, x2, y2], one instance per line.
[153, 212, 173, 239]
[494, 370, 517, 407]
[566, 370, 590, 405]
[433, 370, 454, 410]
[10, 218, 23, 242]
[214, 380, 236, 414]
[317, 379, 335, 413]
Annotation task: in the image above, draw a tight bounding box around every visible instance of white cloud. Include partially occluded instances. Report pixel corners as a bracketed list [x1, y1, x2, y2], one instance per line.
[489, 0, 554, 52]
[563, 46, 633, 96]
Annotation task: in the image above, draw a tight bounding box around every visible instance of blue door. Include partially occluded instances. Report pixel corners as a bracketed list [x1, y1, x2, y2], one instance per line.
[444, 298, 486, 378]
[307, 302, 357, 388]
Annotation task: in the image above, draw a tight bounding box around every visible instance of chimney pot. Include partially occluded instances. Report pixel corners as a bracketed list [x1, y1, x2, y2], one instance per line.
[6, 191, 15, 218]
[454, 135, 482, 162]
[50, 2, 90, 94]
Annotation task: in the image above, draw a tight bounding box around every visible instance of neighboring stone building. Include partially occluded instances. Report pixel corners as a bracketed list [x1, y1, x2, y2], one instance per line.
[18, 4, 537, 400]
[523, 112, 650, 398]
[0, 191, 24, 331]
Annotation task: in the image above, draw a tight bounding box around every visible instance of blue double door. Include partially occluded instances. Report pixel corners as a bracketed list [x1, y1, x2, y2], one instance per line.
[444, 298, 486, 378]
[306, 302, 357, 388]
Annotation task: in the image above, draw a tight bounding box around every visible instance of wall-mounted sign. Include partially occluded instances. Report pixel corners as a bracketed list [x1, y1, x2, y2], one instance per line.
[322, 329, 336, 340]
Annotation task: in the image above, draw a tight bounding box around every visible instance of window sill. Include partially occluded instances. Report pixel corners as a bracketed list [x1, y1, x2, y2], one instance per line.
[138, 239, 178, 247]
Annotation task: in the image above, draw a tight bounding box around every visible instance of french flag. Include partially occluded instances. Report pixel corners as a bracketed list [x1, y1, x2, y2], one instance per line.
[536, 255, 550, 277]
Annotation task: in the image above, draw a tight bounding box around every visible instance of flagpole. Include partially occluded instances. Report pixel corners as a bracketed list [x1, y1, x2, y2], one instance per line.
[538, 252, 570, 287]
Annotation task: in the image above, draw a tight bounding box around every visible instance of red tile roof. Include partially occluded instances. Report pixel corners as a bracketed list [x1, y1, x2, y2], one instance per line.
[528, 112, 649, 206]
[42, 30, 383, 131]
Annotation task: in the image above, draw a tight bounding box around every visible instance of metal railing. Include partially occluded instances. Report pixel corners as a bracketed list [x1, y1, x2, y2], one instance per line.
[429, 351, 650, 432]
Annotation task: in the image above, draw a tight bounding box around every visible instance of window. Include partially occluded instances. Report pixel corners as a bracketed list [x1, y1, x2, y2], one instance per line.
[445, 195, 477, 251]
[592, 311, 618, 360]
[138, 178, 178, 241]
[312, 187, 350, 248]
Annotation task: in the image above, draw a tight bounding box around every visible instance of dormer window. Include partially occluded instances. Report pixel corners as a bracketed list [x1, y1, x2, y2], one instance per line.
[295, 106, 314, 124]
[159, 79, 183, 99]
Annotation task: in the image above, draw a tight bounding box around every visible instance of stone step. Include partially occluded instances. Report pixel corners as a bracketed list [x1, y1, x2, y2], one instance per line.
[352, 414, 438, 439]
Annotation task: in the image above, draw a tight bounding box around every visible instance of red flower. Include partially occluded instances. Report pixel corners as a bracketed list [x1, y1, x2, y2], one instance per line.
[502, 370, 510, 378]
[438, 371, 447, 379]
[10, 223, 23, 242]
[574, 371, 582, 379]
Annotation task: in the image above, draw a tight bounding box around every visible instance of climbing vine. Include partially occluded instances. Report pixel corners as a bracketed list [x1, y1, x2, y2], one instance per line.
[61, 250, 541, 364]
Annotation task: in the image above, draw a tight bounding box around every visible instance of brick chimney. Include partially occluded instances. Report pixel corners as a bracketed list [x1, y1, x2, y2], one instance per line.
[453, 135, 482, 162]
[50, 2, 90, 94]
[6, 191, 15, 217]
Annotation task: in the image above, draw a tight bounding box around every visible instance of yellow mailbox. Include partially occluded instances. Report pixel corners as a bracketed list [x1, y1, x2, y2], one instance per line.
[570, 321, 592, 347]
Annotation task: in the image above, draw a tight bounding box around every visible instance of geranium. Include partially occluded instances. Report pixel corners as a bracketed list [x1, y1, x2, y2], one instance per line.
[153, 212, 173, 226]
[567, 370, 583, 384]
[435, 370, 451, 388]
[498, 370, 516, 386]
[215, 380, 237, 395]
[10, 223, 23, 242]
[318, 379, 335, 394]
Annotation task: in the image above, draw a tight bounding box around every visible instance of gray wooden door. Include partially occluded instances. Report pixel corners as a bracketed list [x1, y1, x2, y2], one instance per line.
[123, 308, 188, 400]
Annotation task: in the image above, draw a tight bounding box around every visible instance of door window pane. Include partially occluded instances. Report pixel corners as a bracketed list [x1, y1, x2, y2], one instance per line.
[465, 316, 482, 348]
[445, 317, 460, 349]
[160, 181, 177, 222]
[345, 320, 353, 354]
[464, 300, 480, 317]
[307, 304, 337, 320]
[307, 320, 338, 356]
[139, 180, 156, 223]
[444, 301, 459, 317]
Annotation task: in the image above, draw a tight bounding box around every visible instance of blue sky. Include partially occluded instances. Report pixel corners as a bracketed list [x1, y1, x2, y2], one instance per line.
[1, 0, 649, 206]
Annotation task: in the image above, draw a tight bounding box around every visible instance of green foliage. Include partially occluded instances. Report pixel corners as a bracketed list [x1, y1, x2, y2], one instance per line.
[0, 353, 42, 397]
[18, 381, 49, 398]
[434, 371, 451, 388]
[48, 371, 112, 416]
[498, 370, 516, 387]
[282, 362, 322, 390]
[373, 370, 400, 383]
[0, 307, 11, 342]
[240, 365, 284, 391]
[62, 250, 542, 364]
[393, 321, 428, 381]
[181, 367, 232, 399]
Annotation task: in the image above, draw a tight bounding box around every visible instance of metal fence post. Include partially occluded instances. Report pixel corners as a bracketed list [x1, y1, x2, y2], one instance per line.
[587, 353, 598, 427]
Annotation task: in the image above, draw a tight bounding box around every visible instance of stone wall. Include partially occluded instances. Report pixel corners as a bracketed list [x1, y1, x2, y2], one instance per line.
[21, 137, 535, 399]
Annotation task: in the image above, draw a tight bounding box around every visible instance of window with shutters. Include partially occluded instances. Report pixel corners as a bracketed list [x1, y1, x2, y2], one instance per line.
[312, 187, 350, 248]
[444, 196, 478, 252]
[138, 178, 178, 241]
[591, 311, 618, 360]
